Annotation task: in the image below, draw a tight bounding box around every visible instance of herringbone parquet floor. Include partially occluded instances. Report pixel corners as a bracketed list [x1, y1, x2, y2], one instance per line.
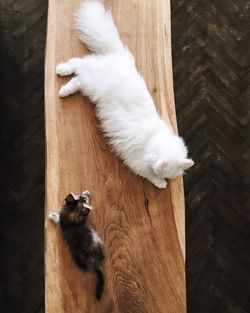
[0, 1, 249, 313]
[0, 1, 47, 313]
[172, 1, 250, 312]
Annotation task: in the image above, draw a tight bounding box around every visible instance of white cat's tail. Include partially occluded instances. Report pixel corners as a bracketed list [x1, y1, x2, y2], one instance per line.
[75, 0, 125, 54]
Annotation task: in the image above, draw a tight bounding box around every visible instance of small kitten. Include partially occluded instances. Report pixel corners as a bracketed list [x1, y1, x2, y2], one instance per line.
[49, 190, 105, 300]
[56, 0, 194, 189]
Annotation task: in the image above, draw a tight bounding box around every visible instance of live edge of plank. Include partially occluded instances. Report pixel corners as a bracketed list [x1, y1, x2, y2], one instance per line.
[45, 1, 186, 312]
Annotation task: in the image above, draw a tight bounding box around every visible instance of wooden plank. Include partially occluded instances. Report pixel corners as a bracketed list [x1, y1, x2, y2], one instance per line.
[44, 1, 186, 312]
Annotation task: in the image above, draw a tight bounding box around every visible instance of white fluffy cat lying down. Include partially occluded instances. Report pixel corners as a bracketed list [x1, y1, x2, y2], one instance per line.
[56, 0, 194, 189]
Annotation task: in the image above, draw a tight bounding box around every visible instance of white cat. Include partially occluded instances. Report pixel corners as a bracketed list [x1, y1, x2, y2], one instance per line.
[56, 0, 194, 189]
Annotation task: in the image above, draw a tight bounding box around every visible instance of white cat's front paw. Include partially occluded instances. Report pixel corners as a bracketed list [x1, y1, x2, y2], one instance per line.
[59, 86, 69, 98]
[151, 178, 167, 189]
[56, 63, 73, 76]
[48, 212, 60, 224]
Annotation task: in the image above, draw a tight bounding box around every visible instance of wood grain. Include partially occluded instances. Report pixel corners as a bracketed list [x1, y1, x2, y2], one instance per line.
[45, 1, 186, 312]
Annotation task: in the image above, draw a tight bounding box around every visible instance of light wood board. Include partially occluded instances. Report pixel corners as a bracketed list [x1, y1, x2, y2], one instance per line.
[45, 0, 186, 312]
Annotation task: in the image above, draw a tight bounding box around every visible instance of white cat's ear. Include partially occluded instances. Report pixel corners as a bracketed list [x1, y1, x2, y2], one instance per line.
[153, 159, 168, 176]
[181, 159, 194, 170]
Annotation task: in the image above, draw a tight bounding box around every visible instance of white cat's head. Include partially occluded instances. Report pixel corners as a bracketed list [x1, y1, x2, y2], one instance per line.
[150, 129, 194, 179]
[153, 158, 194, 179]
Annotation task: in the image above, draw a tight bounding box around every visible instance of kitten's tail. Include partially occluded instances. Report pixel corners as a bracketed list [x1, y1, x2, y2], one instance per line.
[94, 267, 104, 300]
[75, 0, 125, 54]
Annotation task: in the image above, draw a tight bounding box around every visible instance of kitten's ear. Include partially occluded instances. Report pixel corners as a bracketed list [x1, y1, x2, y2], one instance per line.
[153, 159, 168, 176]
[65, 193, 76, 205]
[181, 159, 194, 170]
[82, 208, 90, 216]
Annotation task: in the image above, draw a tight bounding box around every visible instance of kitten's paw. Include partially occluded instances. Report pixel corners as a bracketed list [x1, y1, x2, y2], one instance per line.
[56, 63, 73, 76]
[151, 178, 167, 189]
[82, 190, 91, 203]
[82, 190, 90, 197]
[48, 212, 60, 224]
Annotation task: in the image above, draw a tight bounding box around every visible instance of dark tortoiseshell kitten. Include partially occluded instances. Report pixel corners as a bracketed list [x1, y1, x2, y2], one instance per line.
[49, 191, 105, 300]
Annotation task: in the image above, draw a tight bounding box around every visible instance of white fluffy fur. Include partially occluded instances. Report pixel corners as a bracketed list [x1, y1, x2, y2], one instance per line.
[91, 229, 104, 246]
[56, 0, 194, 189]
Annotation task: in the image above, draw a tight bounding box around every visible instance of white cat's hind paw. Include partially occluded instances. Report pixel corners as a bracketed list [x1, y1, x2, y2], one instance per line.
[48, 212, 60, 224]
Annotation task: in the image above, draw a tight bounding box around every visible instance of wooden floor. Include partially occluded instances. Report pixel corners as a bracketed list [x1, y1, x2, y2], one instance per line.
[0, 0, 249, 313]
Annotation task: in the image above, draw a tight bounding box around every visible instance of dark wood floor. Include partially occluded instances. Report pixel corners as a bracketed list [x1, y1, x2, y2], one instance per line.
[0, 1, 47, 313]
[171, 2, 250, 312]
[0, 1, 249, 313]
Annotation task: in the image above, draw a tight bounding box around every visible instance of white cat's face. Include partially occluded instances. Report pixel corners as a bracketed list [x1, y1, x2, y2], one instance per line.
[153, 159, 194, 179]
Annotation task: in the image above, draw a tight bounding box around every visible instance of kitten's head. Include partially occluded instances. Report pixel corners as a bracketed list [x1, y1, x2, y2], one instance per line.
[60, 192, 93, 225]
[153, 158, 194, 179]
